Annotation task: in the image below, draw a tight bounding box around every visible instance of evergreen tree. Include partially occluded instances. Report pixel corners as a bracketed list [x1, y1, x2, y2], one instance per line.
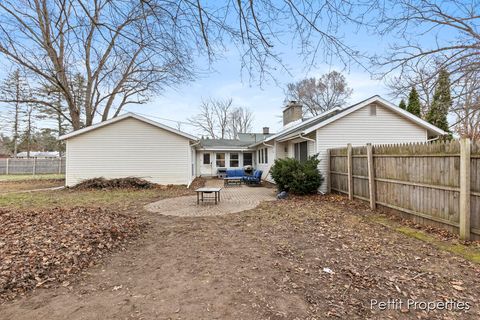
[399, 99, 406, 110]
[0, 69, 31, 157]
[37, 83, 71, 156]
[425, 68, 451, 132]
[406, 87, 421, 117]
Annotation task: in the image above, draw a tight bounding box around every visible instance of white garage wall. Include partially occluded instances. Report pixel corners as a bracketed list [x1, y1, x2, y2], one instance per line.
[316, 103, 428, 193]
[65, 117, 191, 186]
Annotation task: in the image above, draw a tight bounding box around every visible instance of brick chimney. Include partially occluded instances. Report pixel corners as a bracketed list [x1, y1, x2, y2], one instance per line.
[262, 127, 270, 134]
[283, 101, 303, 126]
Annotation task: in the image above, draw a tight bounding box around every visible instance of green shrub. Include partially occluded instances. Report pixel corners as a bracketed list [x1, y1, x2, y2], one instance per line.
[270, 155, 323, 195]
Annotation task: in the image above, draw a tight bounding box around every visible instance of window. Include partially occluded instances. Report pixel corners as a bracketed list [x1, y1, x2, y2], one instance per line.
[370, 104, 377, 116]
[294, 141, 308, 163]
[257, 150, 261, 163]
[203, 153, 211, 165]
[257, 148, 269, 164]
[230, 153, 239, 167]
[216, 153, 225, 167]
[243, 153, 253, 166]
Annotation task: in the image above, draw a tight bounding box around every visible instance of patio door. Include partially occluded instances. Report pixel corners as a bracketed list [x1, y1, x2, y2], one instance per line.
[294, 141, 308, 163]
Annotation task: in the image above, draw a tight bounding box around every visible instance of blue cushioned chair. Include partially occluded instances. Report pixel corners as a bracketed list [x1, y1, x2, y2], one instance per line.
[243, 170, 263, 184]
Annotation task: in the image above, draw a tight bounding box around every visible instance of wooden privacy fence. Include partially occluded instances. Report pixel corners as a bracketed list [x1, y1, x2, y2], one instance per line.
[328, 139, 480, 240]
[0, 158, 65, 175]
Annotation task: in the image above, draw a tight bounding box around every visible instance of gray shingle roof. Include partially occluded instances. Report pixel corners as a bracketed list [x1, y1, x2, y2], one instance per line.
[199, 138, 252, 148]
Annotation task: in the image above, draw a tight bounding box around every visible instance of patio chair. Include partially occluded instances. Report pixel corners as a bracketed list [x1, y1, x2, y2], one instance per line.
[243, 170, 263, 185]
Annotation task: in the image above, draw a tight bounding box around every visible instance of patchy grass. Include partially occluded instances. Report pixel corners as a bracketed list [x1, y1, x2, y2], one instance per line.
[0, 179, 64, 193]
[367, 213, 480, 264]
[396, 226, 480, 264]
[0, 186, 192, 210]
[0, 174, 65, 182]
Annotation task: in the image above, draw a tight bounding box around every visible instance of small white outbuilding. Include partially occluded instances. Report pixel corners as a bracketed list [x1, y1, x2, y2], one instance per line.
[59, 113, 198, 187]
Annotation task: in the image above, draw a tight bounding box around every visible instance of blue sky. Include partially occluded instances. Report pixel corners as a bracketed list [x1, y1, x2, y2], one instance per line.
[123, 29, 392, 136]
[3, 1, 459, 136]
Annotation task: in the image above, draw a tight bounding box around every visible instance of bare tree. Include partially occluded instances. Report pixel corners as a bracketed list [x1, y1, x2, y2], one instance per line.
[230, 107, 254, 138]
[0, 0, 193, 130]
[374, 0, 480, 90]
[0, 1, 378, 130]
[189, 98, 234, 139]
[286, 71, 353, 116]
[189, 98, 254, 139]
[452, 71, 480, 139]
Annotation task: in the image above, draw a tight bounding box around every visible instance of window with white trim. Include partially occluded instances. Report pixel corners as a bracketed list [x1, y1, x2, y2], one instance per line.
[216, 153, 225, 167]
[230, 153, 239, 167]
[203, 153, 210, 165]
[243, 153, 253, 166]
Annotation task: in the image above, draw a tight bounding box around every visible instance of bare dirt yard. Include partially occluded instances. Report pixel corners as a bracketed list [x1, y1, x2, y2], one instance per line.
[1, 185, 480, 319]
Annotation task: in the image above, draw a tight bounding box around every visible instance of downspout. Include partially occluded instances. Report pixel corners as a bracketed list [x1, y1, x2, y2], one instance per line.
[427, 136, 440, 142]
[298, 133, 315, 142]
[262, 141, 274, 147]
[190, 140, 201, 147]
[187, 140, 201, 188]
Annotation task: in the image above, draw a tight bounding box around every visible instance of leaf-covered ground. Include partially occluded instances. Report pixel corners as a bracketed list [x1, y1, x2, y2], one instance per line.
[0, 206, 144, 301]
[1, 190, 480, 319]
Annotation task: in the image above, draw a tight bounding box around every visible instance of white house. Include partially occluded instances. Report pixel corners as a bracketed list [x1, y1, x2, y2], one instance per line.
[59, 113, 198, 187]
[60, 95, 447, 189]
[248, 95, 446, 192]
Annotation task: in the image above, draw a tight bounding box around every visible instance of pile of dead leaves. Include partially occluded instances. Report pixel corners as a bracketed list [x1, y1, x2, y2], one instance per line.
[188, 177, 206, 190]
[72, 177, 158, 190]
[0, 206, 144, 302]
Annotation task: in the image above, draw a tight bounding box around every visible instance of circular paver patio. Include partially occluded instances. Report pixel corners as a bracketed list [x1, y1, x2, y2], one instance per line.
[145, 180, 276, 217]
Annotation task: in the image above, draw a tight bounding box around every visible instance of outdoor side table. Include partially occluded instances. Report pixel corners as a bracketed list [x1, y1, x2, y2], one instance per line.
[195, 187, 222, 204]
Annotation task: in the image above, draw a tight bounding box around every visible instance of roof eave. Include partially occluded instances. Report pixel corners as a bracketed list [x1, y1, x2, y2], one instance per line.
[58, 112, 198, 141]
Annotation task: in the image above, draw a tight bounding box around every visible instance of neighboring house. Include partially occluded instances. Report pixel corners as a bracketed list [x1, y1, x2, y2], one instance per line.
[60, 95, 446, 189]
[16, 151, 60, 158]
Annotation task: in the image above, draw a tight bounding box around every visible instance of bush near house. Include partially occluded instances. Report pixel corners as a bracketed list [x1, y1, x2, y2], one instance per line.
[270, 155, 323, 195]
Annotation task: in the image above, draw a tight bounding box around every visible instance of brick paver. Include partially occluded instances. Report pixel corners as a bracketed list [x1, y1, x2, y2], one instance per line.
[145, 179, 276, 216]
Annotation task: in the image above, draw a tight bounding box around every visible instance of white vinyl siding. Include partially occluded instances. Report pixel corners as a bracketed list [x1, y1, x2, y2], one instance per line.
[255, 146, 275, 180]
[65, 117, 192, 186]
[316, 103, 427, 193]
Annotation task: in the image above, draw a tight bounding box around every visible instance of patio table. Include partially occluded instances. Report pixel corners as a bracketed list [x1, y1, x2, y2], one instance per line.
[195, 187, 222, 204]
[224, 177, 242, 186]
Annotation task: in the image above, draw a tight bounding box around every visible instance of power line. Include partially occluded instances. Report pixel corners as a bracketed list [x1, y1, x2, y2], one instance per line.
[120, 110, 195, 127]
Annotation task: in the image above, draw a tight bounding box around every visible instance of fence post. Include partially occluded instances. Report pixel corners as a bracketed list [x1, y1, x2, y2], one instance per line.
[5, 158, 9, 175]
[32, 158, 36, 175]
[58, 158, 62, 174]
[347, 143, 353, 200]
[326, 149, 331, 193]
[367, 143, 376, 209]
[459, 138, 471, 240]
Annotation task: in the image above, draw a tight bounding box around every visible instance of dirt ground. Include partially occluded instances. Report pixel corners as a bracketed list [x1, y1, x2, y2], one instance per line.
[1, 192, 480, 319]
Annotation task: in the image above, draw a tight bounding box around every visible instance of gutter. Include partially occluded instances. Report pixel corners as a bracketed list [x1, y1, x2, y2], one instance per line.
[190, 140, 201, 147]
[299, 133, 315, 142]
[277, 132, 315, 143]
[427, 136, 440, 142]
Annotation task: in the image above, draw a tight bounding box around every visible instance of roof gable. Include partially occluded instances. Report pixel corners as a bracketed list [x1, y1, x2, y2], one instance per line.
[59, 113, 198, 141]
[302, 96, 447, 136]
